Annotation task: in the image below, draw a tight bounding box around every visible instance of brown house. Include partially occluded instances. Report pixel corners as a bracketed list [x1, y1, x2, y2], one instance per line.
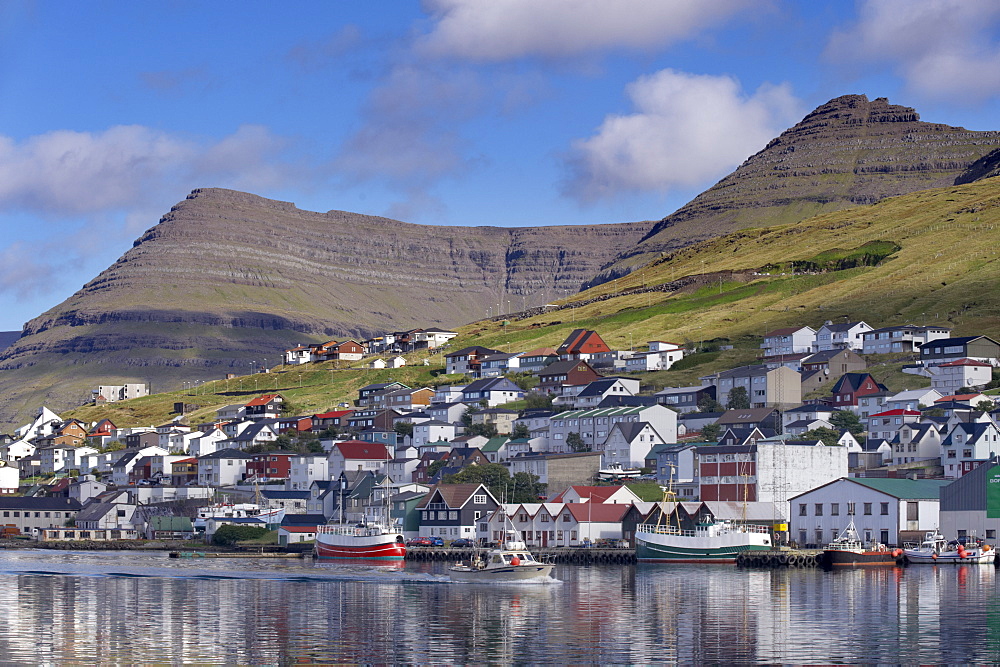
[800, 349, 867, 394]
[537, 359, 602, 395]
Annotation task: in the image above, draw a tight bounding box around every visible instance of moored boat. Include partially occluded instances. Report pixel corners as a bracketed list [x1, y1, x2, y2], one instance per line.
[315, 523, 406, 560]
[636, 517, 772, 563]
[903, 531, 995, 564]
[448, 530, 555, 582]
[820, 521, 902, 567]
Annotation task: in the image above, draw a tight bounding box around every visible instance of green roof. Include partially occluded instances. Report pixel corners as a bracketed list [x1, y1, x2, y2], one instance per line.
[554, 407, 646, 419]
[150, 516, 193, 531]
[480, 437, 509, 453]
[848, 478, 951, 500]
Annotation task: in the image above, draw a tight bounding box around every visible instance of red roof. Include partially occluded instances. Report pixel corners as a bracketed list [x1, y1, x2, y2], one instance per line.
[563, 503, 629, 522]
[245, 394, 281, 407]
[335, 440, 390, 460]
[314, 409, 354, 419]
[869, 409, 921, 417]
[936, 394, 985, 402]
[280, 525, 319, 533]
[939, 358, 992, 367]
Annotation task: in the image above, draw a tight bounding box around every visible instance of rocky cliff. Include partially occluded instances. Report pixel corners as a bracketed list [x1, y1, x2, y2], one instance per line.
[0, 189, 653, 427]
[597, 94, 1000, 280]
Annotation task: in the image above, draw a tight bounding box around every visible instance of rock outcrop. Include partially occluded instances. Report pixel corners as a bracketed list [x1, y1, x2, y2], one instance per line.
[596, 94, 1000, 281]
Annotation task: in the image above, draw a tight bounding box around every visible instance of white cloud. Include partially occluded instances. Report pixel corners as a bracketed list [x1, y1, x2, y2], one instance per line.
[0, 124, 298, 217]
[419, 0, 752, 61]
[0, 242, 58, 301]
[562, 69, 802, 202]
[826, 0, 1000, 100]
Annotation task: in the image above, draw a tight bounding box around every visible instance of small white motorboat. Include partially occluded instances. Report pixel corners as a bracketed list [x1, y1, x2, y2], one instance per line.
[903, 531, 995, 564]
[448, 530, 555, 582]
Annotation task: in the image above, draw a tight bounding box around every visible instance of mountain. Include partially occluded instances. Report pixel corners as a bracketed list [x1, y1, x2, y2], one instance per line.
[0, 188, 653, 428]
[596, 94, 1000, 281]
[62, 175, 1000, 431]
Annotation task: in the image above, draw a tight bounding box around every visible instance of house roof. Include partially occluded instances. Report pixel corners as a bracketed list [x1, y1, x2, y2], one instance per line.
[869, 409, 921, 417]
[245, 394, 281, 407]
[563, 503, 629, 522]
[280, 513, 326, 526]
[198, 448, 253, 461]
[538, 359, 599, 378]
[846, 477, 951, 500]
[819, 321, 868, 332]
[415, 483, 496, 509]
[939, 358, 992, 367]
[280, 525, 320, 533]
[765, 326, 813, 337]
[334, 440, 392, 461]
[717, 408, 777, 424]
[314, 409, 353, 419]
[557, 329, 610, 355]
[149, 516, 193, 531]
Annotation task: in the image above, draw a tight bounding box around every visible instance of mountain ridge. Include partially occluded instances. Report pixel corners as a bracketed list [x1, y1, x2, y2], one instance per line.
[596, 94, 1000, 281]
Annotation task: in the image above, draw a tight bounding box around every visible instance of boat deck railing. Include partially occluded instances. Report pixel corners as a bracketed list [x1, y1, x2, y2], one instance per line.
[637, 522, 771, 536]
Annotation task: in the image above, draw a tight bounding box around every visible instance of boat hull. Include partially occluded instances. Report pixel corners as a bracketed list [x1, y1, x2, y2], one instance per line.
[636, 533, 771, 563]
[315, 532, 406, 561]
[904, 550, 995, 565]
[448, 563, 555, 582]
[822, 550, 900, 567]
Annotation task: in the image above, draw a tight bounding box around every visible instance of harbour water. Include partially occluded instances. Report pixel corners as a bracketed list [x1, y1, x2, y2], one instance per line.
[0, 549, 998, 664]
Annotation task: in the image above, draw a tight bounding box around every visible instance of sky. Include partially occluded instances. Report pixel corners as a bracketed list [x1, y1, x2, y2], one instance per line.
[3, 0, 1000, 331]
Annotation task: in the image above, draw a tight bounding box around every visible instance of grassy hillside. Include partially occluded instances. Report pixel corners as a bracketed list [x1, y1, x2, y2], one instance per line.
[59, 177, 1000, 429]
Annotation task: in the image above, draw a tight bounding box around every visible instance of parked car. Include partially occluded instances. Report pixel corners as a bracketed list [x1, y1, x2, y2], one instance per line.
[451, 538, 474, 548]
[429, 536, 444, 546]
[406, 537, 433, 547]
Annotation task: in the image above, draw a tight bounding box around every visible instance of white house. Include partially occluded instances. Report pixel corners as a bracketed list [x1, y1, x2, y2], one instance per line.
[789, 477, 949, 548]
[196, 448, 253, 486]
[940, 422, 1000, 479]
[412, 421, 457, 448]
[189, 427, 229, 457]
[600, 422, 669, 469]
[328, 441, 391, 480]
[288, 454, 330, 491]
[625, 341, 685, 372]
[926, 359, 994, 395]
[812, 321, 872, 352]
[761, 326, 815, 356]
[0, 439, 35, 464]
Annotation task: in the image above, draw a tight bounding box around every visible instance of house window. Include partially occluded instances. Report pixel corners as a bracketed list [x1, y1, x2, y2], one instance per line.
[880, 503, 889, 515]
[799, 504, 807, 516]
[831, 503, 839, 516]
[847, 502, 855, 516]
[563, 515, 571, 522]
[473, 495, 487, 504]
[449, 511, 457, 520]
[863, 503, 872, 515]
[814, 504, 823, 516]
[541, 515, 550, 522]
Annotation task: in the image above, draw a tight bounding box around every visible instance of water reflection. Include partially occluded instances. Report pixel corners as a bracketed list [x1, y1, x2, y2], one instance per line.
[0, 550, 998, 663]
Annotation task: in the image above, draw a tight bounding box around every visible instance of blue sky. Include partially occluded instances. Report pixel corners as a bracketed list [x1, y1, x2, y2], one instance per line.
[3, 0, 1000, 331]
